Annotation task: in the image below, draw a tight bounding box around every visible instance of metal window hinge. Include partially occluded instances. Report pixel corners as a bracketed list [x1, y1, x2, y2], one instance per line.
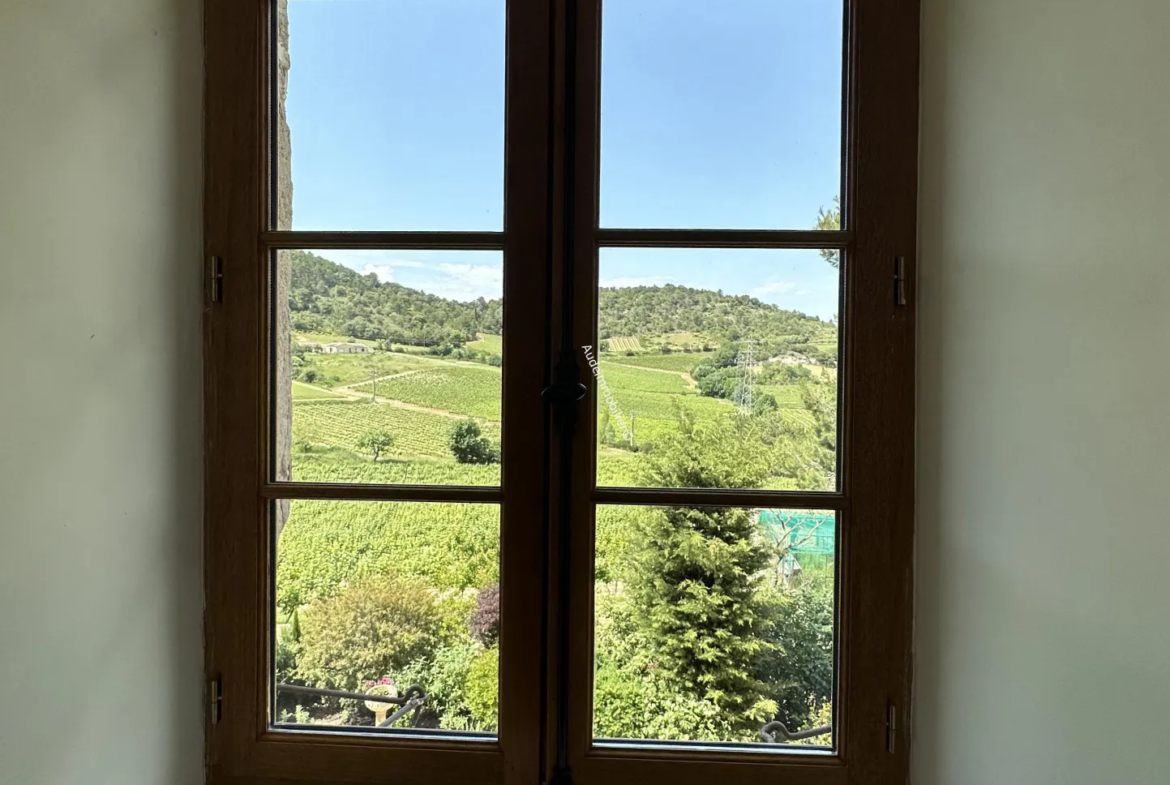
[885, 701, 897, 753]
[207, 255, 224, 304]
[893, 256, 908, 307]
[209, 676, 223, 726]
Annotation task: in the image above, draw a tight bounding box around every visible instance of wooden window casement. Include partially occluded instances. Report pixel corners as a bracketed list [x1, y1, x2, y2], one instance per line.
[203, 0, 918, 784]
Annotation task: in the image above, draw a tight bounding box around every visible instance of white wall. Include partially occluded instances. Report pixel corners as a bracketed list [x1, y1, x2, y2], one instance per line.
[0, 1, 203, 783]
[916, 1, 1170, 783]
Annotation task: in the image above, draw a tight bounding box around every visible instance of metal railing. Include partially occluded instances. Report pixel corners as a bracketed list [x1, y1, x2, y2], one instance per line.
[759, 720, 833, 744]
[280, 682, 828, 743]
[278, 682, 428, 728]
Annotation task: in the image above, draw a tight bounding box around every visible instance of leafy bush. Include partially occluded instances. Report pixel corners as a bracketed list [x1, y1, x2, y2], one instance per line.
[295, 574, 447, 694]
[753, 392, 779, 414]
[593, 588, 738, 741]
[594, 660, 737, 742]
[449, 420, 500, 464]
[470, 583, 500, 646]
[755, 581, 835, 732]
[396, 639, 479, 730]
[465, 646, 499, 731]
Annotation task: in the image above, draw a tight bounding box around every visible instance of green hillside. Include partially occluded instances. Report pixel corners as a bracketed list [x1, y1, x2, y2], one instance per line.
[599, 284, 832, 347]
[290, 252, 836, 358]
[276, 255, 839, 741]
[289, 250, 502, 345]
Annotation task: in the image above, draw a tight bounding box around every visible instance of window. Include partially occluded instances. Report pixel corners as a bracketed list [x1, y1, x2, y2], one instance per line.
[204, 0, 918, 783]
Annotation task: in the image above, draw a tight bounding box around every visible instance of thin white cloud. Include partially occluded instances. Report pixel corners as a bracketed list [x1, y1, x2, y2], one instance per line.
[408, 262, 503, 301]
[310, 249, 433, 288]
[362, 264, 395, 283]
[319, 249, 427, 273]
[599, 275, 674, 288]
[752, 281, 798, 297]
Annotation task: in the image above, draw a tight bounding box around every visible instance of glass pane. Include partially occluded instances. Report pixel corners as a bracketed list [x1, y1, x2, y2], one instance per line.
[273, 249, 503, 486]
[273, 500, 501, 735]
[594, 505, 836, 748]
[593, 249, 839, 491]
[600, 0, 845, 229]
[274, 0, 505, 231]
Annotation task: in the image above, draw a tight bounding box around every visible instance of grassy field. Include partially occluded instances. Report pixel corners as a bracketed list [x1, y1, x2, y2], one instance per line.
[278, 498, 500, 611]
[810, 327, 840, 353]
[355, 365, 501, 419]
[290, 450, 500, 486]
[756, 384, 805, 409]
[292, 399, 500, 461]
[605, 336, 643, 353]
[289, 346, 822, 492]
[648, 331, 713, 352]
[294, 331, 379, 349]
[594, 361, 737, 453]
[465, 333, 503, 354]
[597, 449, 641, 487]
[291, 381, 346, 400]
[597, 361, 691, 395]
[604, 352, 712, 373]
[297, 350, 436, 388]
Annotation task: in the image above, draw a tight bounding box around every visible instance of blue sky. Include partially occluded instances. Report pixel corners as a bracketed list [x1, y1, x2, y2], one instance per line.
[286, 0, 843, 320]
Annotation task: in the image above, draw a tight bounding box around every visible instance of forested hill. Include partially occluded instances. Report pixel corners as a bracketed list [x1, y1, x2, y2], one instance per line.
[599, 284, 833, 343]
[290, 252, 834, 348]
[289, 251, 502, 345]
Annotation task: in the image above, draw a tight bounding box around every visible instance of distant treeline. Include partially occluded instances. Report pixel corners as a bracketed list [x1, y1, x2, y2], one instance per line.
[290, 252, 836, 355]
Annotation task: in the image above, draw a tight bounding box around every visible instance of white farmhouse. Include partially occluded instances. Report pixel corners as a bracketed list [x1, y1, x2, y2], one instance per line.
[322, 342, 372, 354]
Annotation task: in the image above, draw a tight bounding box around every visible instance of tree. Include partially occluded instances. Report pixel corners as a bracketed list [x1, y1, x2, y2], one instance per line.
[356, 429, 393, 461]
[755, 580, 834, 731]
[627, 409, 778, 731]
[449, 420, 500, 464]
[752, 392, 778, 415]
[815, 197, 841, 268]
[800, 375, 838, 481]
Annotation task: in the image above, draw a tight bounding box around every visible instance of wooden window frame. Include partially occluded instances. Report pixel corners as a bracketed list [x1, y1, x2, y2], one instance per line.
[558, 1, 919, 783]
[204, 1, 552, 783]
[203, 0, 919, 783]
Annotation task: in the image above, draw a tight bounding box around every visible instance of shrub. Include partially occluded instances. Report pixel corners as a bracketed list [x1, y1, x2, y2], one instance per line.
[594, 660, 736, 742]
[296, 574, 446, 694]
[592, 588, 737, 741]
[752, 393, 779, 415]
[469, 583, 500, 646]
[755, 581, 835, 732]
[449, 420, 500, 464]
[465, 646, 499, 731]
[396, 639, 479, 730]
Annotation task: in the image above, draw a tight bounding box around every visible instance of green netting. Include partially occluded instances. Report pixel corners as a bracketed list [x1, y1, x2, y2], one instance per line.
[758, 509, 836, 556]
